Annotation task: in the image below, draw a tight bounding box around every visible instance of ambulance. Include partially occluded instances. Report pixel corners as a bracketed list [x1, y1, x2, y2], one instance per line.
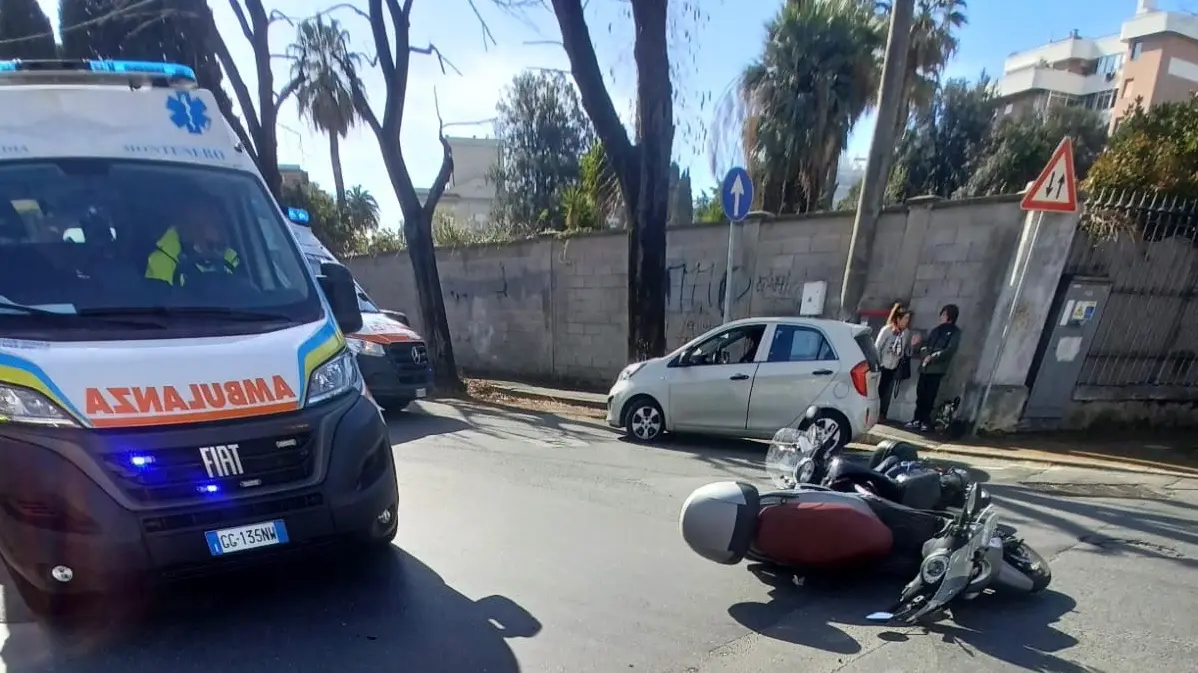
[285, 212, 434, 411]
[0, 60, 399, 616]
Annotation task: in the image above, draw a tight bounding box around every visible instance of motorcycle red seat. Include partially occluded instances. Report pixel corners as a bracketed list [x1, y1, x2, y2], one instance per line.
[753, 501, 893, 567]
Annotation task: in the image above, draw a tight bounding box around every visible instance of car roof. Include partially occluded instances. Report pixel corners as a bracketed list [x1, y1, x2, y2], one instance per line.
[723, 316, 867, 332]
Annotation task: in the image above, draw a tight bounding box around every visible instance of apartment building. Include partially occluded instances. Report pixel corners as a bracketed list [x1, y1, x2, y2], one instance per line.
[279, 163, 310, 189]
[415, 136, 500, 231]
[995, 0, 1198, 132]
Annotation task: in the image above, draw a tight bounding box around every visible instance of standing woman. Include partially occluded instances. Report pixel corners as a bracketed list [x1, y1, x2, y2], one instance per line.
[874, 303, 912, 422]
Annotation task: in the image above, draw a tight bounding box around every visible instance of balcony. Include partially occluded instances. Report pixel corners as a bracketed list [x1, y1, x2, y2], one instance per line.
[998, 66, 1087, 98]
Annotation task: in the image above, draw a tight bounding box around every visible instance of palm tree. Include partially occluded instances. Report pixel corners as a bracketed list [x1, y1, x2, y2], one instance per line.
[344, 185, 380, 233]
[883, 0, 969, 137]
[722, 0, 884, 214]
[288, 16, 360, 208]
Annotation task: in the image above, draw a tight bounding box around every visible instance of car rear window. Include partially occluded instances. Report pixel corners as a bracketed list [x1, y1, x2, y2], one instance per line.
[853, 331, 881, 372]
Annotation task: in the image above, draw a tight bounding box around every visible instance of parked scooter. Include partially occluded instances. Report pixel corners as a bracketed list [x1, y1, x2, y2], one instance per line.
[678, 411, 1052, 614]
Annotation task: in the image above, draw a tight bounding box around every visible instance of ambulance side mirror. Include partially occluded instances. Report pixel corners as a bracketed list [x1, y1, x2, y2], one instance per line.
[318, 262, 363, 335]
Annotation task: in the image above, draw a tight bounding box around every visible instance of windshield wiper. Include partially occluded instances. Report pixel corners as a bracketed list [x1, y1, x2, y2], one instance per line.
[0, 300, 164, 329]
[79, 306, 295, 322]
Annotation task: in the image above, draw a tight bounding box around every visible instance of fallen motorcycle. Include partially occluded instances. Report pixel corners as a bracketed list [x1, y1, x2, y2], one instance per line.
[678, 411, 1051, 606]
[868, 483, 1009, 624]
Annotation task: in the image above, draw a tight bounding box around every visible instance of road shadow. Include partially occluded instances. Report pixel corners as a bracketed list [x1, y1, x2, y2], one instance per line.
[430, 398, 617, 448]
[1, 549, 540, 673]
[384, 403, 473, 443]
[989, 484, 1198, 567]
[625, 433, 992, 484]
[730, 564, 1086, 671]
[874, 591, 1092, 672]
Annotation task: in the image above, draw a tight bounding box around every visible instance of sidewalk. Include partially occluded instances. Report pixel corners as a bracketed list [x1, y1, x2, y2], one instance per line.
[478, 379, 1198, 478]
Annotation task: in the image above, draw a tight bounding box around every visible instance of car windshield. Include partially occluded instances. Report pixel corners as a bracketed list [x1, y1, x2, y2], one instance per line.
[357, 288, 381, 314]
[0, 159, 320, 340]
[303, 252, 378, 314]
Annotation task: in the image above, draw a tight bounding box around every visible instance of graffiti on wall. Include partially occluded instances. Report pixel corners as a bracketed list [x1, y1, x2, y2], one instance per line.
[443, 263, 550, 303]
[664, 261, 751, 316]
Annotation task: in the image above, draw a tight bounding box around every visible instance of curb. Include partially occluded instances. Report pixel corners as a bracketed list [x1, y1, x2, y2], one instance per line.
[863, 430, 1196, 478]
[484, 385, 607, 411]
[483, 383, 1194, 478]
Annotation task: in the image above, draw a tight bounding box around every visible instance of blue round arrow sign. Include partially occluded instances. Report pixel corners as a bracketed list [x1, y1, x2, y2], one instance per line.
[721, 166, 754, 222]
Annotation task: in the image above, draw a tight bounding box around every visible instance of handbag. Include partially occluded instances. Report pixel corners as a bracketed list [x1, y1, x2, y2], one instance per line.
[895, 354, 912, 383]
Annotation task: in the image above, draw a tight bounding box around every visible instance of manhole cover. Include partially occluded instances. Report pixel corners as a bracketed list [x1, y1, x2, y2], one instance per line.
[1018, 482, 1161, 499]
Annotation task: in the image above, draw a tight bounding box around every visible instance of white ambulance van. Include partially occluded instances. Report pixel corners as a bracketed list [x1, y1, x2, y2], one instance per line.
[0, 60, 399, 617]
[285, 212, 434, 410]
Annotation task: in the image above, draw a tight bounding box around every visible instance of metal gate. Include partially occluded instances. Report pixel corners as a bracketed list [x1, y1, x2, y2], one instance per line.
[1049, 190, 1198, 409]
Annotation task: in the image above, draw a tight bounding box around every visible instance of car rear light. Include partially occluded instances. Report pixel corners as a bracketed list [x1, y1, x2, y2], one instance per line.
[850, 361, 869, 397]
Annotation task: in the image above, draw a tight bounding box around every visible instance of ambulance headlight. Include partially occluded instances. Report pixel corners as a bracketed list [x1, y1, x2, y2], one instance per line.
[0, 384, 79, 427]
[305, 350, 361, 406]
[346, 336, 385, 357]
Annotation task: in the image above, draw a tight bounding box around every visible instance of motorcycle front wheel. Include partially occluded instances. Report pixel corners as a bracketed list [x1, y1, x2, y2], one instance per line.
[1001, 541, 1052, 593]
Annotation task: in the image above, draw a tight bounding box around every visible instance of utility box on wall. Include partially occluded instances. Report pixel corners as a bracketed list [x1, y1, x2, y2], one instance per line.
[799, 281, 827, 316]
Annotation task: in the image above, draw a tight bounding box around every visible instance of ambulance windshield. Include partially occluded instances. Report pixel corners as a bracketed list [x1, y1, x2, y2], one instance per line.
[0, 158, 321, 340]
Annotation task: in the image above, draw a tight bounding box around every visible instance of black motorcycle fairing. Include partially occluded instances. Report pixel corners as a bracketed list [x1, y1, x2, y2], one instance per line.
[856, 488, 950, 557]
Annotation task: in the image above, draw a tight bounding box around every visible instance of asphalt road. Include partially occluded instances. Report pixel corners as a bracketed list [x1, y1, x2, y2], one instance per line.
[1, 400, 1195, 673]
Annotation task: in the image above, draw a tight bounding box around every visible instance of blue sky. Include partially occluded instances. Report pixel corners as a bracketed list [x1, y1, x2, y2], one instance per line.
[35, 0, 1196, 227]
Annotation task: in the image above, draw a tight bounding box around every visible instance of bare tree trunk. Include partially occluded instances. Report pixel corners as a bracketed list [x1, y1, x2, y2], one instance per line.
[839, 0, 914, 320]
[346, 0, 462, 392]
[551, 0, 673, 361]
[330, 133, 346, 208]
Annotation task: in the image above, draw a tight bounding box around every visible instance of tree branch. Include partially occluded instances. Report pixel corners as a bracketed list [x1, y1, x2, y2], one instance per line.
[410, 44, 462, 75]
[227, 0, 254, 41]
[423, 88, 455, 222]
[548, 0, 634, 168]
[208, 19, 262, 147]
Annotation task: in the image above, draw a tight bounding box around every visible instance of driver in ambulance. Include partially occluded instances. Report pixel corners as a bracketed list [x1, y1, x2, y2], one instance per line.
[145, 195, 240, 286]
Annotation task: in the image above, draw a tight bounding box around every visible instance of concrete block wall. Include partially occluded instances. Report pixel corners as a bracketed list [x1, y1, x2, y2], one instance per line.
[346, 195, 1026, 408]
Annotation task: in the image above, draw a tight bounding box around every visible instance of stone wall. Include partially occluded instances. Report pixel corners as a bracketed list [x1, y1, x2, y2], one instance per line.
[347, 195, 1026, 415]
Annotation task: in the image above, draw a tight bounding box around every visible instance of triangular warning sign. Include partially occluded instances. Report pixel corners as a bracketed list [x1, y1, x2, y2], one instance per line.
[1020, 137, 1078, 213]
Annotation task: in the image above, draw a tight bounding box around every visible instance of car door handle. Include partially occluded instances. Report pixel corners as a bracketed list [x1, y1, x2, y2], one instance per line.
[813, 369, 834, 376]
[730, 373, 750, 381]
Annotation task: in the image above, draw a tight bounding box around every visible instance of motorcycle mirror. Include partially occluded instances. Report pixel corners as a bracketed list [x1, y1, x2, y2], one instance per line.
[865, 612, 894, 622]
[804, 406, 819, 420]
[965, 484, 980, 516]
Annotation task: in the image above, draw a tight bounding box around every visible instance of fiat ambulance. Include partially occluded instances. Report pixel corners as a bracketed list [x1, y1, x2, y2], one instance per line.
[0, 60, 399, 616]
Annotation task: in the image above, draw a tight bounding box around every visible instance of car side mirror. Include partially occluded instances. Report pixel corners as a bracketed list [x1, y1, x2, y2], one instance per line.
[318, 262, 363, 335]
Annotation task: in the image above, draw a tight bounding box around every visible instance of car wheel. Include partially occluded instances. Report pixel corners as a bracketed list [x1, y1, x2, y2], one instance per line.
[813, 410, 850, 452]
[623, 397, 665, 442]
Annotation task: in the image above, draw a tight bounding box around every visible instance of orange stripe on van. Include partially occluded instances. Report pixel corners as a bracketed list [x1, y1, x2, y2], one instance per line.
[90, 401, 297, 428]
[355, 332, 417, 345]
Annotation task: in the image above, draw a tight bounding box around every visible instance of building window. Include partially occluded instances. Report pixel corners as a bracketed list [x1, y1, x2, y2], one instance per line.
[1123, 78, 1135, 99]
[1045, 91, 1080, 109]
[1095, 53, 1124, 76]
[1082, 89, 1117, 110]
[1004, 103, 1014, 115]
[1130, 40, 1143, 61]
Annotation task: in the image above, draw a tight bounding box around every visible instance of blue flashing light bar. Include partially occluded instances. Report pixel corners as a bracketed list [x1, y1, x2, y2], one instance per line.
[287, 207, 312, 226]
[0, 59, 197, 81]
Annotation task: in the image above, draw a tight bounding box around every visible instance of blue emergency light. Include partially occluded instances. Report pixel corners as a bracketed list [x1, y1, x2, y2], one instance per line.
[287, 207, 311, 226]
[0, 59, 197, 82]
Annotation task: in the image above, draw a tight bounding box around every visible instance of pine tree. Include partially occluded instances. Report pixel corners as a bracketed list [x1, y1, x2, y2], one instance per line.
[0, 0, 59, 60]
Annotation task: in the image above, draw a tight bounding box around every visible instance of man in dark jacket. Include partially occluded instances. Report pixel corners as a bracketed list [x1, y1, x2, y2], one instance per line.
[905, 304, 961, 432]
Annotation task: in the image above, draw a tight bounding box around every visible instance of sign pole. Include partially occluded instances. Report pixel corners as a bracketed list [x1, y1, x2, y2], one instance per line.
[723, 219, 735, 324]
[719, 166, 754, 325]
[972, 135, 1077, 432]
[974, 210, 1043, 430]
